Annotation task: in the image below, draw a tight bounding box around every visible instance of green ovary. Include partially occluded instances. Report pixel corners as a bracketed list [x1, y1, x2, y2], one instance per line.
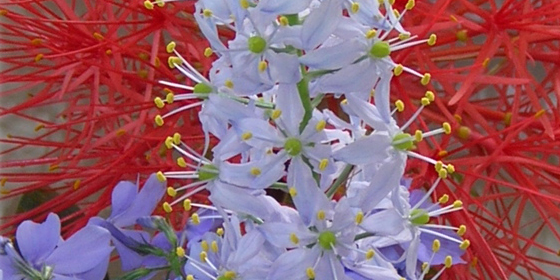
[193, 83, 214, 99]
[392, 133, 413, 150]
[318, 231, 337, 250]
[198, 164, 219, 181]
[410, 209, 430, 225]
[284, 138, 302, 156]
[247, 36, 267, 54]
[369, 41, 391, 58]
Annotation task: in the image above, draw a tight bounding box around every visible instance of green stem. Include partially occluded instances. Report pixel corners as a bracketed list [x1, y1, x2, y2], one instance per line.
[326, 165, 353, 198]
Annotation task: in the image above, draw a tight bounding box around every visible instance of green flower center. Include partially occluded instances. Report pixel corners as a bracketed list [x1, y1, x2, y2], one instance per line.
[217, 276, 234, 280]
[284, 138, 302, 156]
[193, 83, 214, 99]
[410, 209, 430, 225]
[318, 231, 337, 250]
[369, 41, 391, 58]
[392, 133, 413, 150]
[247, 36, 267, 54]
[198, 164, 219, 181]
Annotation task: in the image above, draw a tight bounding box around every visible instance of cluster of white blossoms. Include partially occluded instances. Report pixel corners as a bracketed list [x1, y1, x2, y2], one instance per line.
[146, 0, 469, 279]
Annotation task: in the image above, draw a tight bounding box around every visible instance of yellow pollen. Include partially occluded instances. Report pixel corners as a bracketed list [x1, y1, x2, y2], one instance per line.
[370, 89, 375, 97]
[202, 9, 212, 17]
[414, 130, 423, 142]
[154, 97, 165, 108]
[405, 0, 415, 10]
[446, 164, 455, 174]
[166, 93, 174, 104]
[393, 9, 399, 18]
[471, 257, 478, 267]
[211, 241, 218, 252]
[450, 15, 458, 22]
[166, 41, 176, 53]
[35, 124, 45, 131]
[315, 120, 326, 131]
[204, 47, 213, 57]
[341, 99, 348, 105]
[438, 150, 448, 157]
[156, 171, 166, 182]
[250, 167, 261, 176]
[31, 38, 42, 46]
[453, 200, 463, 208]
[155, 115, 164, 126]
[365, 249, 375, 260]
[456, 29, 468, 42]
[432, 239, 441, 252]
[163, 202, 172, 213]
[458, 126, 471, 139]
[427, 34, 437, 46]
[167, 187, 177, 197]
[389, 0, 395, 4]
[187, 275, 194, 280]
[351, 2, 360, 13]
[399, 33, 411, 40]
[438, 168, 448, 179]
[191, 213, 200, 225]
[365, 29, 377, 39]
[318, 159, 329, 171]
[201, 240, 209, 252]
[167, 56, 182, 68]
[289, 187, 297, 197]
[395, 100, 405, 112]
[105, 49, 112, 56]
[224, 271, 236, 278]
[421, 73, 431, 85]
[460, 239, 471, 250]
[271, 109, 282, 120]
[155, 0, 164, 7]
[217, 228, 224, 236]
[0, 187, 10, 195]
[457, 225, 467, 236]
[435, 161, 443, 172]
[316, 210, 326, 220]
[170, 134, 180, 146]
[241, 132, 252, 141]
[240, 0, 249, 9]
[49, 164, 58, 171]
[224, 79, 234, 89]
[535, 109, 546, 118]
[482, 57, 490, 68]
[137, 69, 148, 79]
[183, 199, 192, 211]
[306, 267, 315, 279]
[73, 180, 80, 190]
[164, 136, 174, 149]
[393, 64, 404, 76]
[504, 112, 512, 126]
[93, 32, 104, 40]
[258, 60, 268, 72]
[425, 91, 435, 102]
[176, 247, 185, 257]
[442, 122, 452, 134]
[290, 233, 299, 245]
[34, 53, 44, 62]
[199, 251, 207, 262]
[421, 262, 429, 272]
[355, 211, 364, 225]
[154, 57, 161, 68]
[444, 256, 453, 268]
[279, 16, 289, 26]
[421, 97, 430, 106]
[438, 194, 449, 204]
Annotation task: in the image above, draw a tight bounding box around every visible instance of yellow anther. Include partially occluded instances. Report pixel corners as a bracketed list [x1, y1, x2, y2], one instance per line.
[432, 239, 441, 252]
[143, 0, 154, 10]
[31, 38, 42, 46]
[170, 133, 181, 146]
[456, 29, 468, 42]
[457, 225, 467, 236]
[241, 132, 252, 141]
[139, 53, 149, 61]
[165, 42, 176, 54]
[271, 109, 282, 120]
[290, 233, 299, 245]
[482, 57, 490, 68]
[395, 100, 405, 112]
[460, 239, 471, 250]
[250, 167, 261, 176]
[203, 47, 213, 57]
[369, 89, 375, 97]
[163, 202, 173, 213]
[1, 178, 6, 187]
[453, 200, 463, 208]
[457, 126, 471, 140]
[365, 29, 377, 39]
[446, 164, 455, 174]
[167, 56, 182, 68]
[191, 213, 200, 225]
[224, 271, 236, 278]
[165, 92, 174, 104]
[398, 33, 411, 40]
[535, 109, 546, 118]
[389, 0, 395, 5]
[365, 249, 375, 260]
[35, 124, 45, 131]
[438, 168, 448, 179]
[155, 0, 164, 7]
[318, 159, 329, 171]
[199, 251, 207, 262]
[187, 275, 194, 280]
[217, 228, 224, 236]
[289, 187, 297, 197]
[471, 257, 478, 267]
[105, 49, 113, 55]
[155, 115, 164, 126]
[427, 34, 437, 46]
[93, 32, 104, 40]
[258, 60, 268, 72]
[154, 97, 165, 108]
[202, 9, 212, 17]
[420, 97, 430, 106]
[435, 161, 443, 172]
[165, 136, 174, 149]
[0, 10, 7, 16]
[316, 210, 326, 220]
[355, 211, 364, 225]
[34, 53, 44, 62]
[444, 256, 453, 268]
[421, 73, 431, 85]
[425, 91, 435, 102]
[438, 150, 448, 158]
[73, 180, 80, 190]
[504, 112, 512, 126]
[49, 164, 59, 171]
[156, 171, 166, 182]
[405, 0, 415, 10]
[137, 69, 148, 79]
[442, 122, 451, 134]
[438, 194, 449, 204]
[279, 16, 289, 26]
[414, 130, 423, 142]
[183, 199, 192, 211]
[351, 2, 360, 13]
[164, 87, 173, 94]
[167, 187, 177, 197]
[306, 267, 315, 279]
[224, 79, 234, 89]
[240, 0, 249, 9]
[176, 246, 186, 257]
[315, 120, 326, 131]
[211, 240, 218, 253]
[421, 262, 429, 271]
[341, 99, 348, 105]
[393, 64, 404, 76]
[201, 240, 209, 252]
[450, 15, 458, 22]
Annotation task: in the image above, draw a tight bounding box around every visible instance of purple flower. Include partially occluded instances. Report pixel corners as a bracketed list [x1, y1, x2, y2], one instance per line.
[0, 213, 112, 280]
